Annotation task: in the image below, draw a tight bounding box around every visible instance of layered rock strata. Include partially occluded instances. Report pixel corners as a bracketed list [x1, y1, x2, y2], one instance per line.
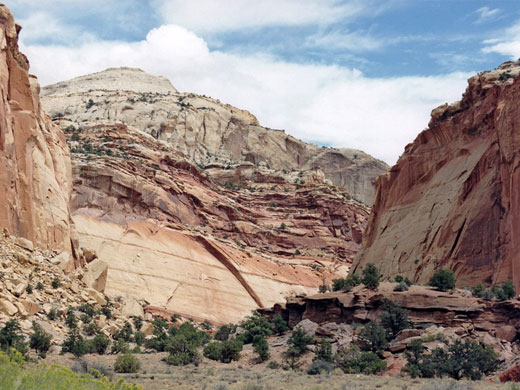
[0, 5, 72, 251]
[353, 62, 520, 290]
[41, 68, 387, 205]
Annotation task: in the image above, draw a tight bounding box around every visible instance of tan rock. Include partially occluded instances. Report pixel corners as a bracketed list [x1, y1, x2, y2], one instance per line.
[15, 237, 34, 252]
[21, 299, 41, 316]
[0, 299, 17, 315]
[87, 288, 107, 306]
[83, 259, 108, 292]
[141, 322, 154, 336]
[121, 297, 144, 318]
[12, 282, 26, 297]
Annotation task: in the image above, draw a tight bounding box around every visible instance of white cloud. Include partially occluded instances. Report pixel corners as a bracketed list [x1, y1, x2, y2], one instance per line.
[305, 30, 383, 52]
[482, 21, 520, 58]
[151, 0, 374, 33]
[21, 24, 469, 165]
[475, 6, 501, 24]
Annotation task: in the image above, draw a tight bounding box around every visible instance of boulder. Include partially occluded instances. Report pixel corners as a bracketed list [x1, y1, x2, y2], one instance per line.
[83, 259, 108, 293]
[87, 288, 107, 306]
[294, 319, 318, 337]
[0, 299, 18, 315]
[15, 237, 33, 252]
[496, 325, 517, 342]
[121, 297, 144, 318]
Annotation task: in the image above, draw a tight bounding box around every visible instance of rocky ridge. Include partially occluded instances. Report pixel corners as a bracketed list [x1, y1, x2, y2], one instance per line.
[59, 121, 369, 324]
[0, 5, 72, 252]
[353, 61, 520, 290]
[41, 67, 388, 206]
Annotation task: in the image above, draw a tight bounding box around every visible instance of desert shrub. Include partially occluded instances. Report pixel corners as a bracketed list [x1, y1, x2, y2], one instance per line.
[25, 284, 33, 294]
[133, 331, 145, 346]
[403, 339, 498, 380]
[220, 339, 243, 363]
[428, 269, 456, 291]
[253, 335, 269, 362]
[89, 333, 110, 355]
[238, 312, 272, 344]
[51, 277, 61, 289]
[335, 345, 387, 374]
[165, 335, 201, 366]
[287, 328, 314, 356]
[0, 320, 27, 356]
[144, 318, 169, 352]
[203, 341, 223, 361]
[83, 323, 100, 336]
[131, 316, 143, 331]
[471, 283, 485, 298]
[358, 321, 388, 354]
[362, 264, 381, 290]
[47, 307, 59, 321]
[165, 351, 198, 366]
[380, 301, 409, 340]
[61, 331, 88, 358]
[318, 284, 328, 293]
[394, 281, 409, 292]
[65, 309, 78, 329]
[36, 282, 44, 291]
[313, 340, 333, 362]
[77, 304, 96, 318]
[332, 274, 361, 291]
[395, 275, 404, 283]
[493, 286, 507, 301]
[271, 315, 289, 335]
[214, 325, 233, 341]
[307, 359, 334, 375]
[100, 306, 112, 319]
[114, 322, 133, 342]
[114, 353, 140, 373]
[502, 280, 516, 299]
[29, 322, 52, 357]
[282, 347, 302, 370]
[110, 339, 129, 354]
[267, 360, 280, 369]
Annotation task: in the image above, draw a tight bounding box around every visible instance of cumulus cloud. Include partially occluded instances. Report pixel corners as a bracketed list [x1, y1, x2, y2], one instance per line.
[21, 24, 469, 165]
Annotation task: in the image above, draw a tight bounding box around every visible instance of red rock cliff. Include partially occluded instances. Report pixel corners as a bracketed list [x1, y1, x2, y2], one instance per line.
[352, 61, 520, 291]
[0, 5, 72, 251]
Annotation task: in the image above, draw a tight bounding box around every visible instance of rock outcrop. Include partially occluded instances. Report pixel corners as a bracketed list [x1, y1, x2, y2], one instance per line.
[41, 68, 387, 205]
[353, 61, 520, 290]
[0, 5, 73, 251]
[59, 122, 369, 324]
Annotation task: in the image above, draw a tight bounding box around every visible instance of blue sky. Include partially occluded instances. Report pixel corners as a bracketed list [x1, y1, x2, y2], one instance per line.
[7, 0, 520, 164]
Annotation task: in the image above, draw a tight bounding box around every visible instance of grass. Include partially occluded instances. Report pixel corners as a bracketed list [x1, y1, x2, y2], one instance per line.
[0, 351, 140, 390]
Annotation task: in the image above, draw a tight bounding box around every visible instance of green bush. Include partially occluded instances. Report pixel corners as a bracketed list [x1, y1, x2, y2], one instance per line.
[132, 317, 143, 331]
[65, 309, 78, 329]
[403, 339, 498, 380]
[253, 335, 269, 362]
[164, 335, 200, 366]
[214, 325, 233, 341]
[335, 345, 387, 374]
[313, 340, 333, 362]
[267, 360, 280, 369]
[133, 332, 145, 346]
[29, 322, 51, 358]
[114, 353, 140, 373]
[332, 274, 361, 291]
[47, 307, 59, 321]
[380, 301, 409, 340]
[394, 281, 409, 292]
[25, 284, 33, 294]
[89, 334, 110, 355]
[358, 321, 388, 354]
[61, 331, 89, 358]
[114, 322, 133, 342]
[271, 316, 289, 335]
[472, 283, 485, 298]
[36, 282, 44, 291]
[238, 312, 272, 344]
[78, 304, 96, 318]
[110, 339, 129, 354]
[287, 328, 314, 356]
[220, 339, 243, 363]
[428, 269, 456, 291]
[307, 359, 334, 375]
[502, 280, 516, 299]
[361, 264, 381, 290]
[0, 320, 27, 356]
[51, 277, 61, 289]
[203, 341, 223, 361]
[83, 323, 100, 337]
[100, 306, 112, 320]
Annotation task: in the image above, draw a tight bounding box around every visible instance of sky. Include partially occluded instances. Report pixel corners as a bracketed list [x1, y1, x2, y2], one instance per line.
[7, 0, 520, 165]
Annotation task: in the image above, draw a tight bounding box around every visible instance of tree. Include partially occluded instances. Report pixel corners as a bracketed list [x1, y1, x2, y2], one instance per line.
[358, 321, 388, 354]
[362, 264, 381, 290]
[61, 330, 88, 358]
[253, 335, 269, 362]
[314, 340, 333, 362]
[220, 339, 243, 363]
[114, 353, 140, 373]
[287, 328, 314, 356]
[0, 320, 27, 356]
[271, 316, 289, 335]
[380, 301, 409, 340]
[29, 322, 52, 358]
[428, 269, 456, 291]
[502, 280, 516, 299]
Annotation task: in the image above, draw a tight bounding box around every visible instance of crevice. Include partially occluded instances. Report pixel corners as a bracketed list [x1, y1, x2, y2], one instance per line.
[449, 219, 466, 258]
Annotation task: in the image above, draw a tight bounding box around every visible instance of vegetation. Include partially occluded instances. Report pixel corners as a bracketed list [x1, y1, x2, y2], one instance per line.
[51, 277, 61, 289]
[114, 353, 141, 373]
[428, 269, 456, 291]
[237, 312, 272, 344]
[403, 339, 499, 380]
[472, 280, 516, 301]
[252, 335, 269, 362]
[287, 329, 314, 356]
[358, 321, 388, 354]
[306, 359, 334, 375]
[0, 351, 141, 390]
[61, 331, 89, 358]
[90, 334, 110, 355]
[335, 345, 387, 374]
[380, 301, 409, 340]
[214, 325, 233, 341]
[0, 320, 27, 356]
[29, 322, 51, 358]
[313, 340, 333, 363]
[361, 264, 381, 290]
[332, 273, 361, 291]
[271, 316, 289, 335]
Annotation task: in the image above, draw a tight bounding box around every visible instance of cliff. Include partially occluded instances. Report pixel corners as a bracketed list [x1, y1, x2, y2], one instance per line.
[0, 5, 72, 251]
[41, 67, 387, 205]
[353, 61, 520, 290]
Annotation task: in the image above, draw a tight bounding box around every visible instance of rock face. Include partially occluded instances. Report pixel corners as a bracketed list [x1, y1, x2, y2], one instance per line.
[41, 68, 387, 205]
[61, 122, 369, 323]
[0, 6, 72, 251]
[353, 61, 520, 290]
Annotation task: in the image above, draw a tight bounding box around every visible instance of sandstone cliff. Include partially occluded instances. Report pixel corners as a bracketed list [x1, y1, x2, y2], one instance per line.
[59, 122, 369, 323]
[0, 5, 72, 251]
[41, 68, 387, 205]
[353, 61, 520, 290]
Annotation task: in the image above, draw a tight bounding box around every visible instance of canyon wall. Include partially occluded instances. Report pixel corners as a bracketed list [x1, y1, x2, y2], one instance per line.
[353, 62, 520, 290]
[0, 5, 72, 251]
